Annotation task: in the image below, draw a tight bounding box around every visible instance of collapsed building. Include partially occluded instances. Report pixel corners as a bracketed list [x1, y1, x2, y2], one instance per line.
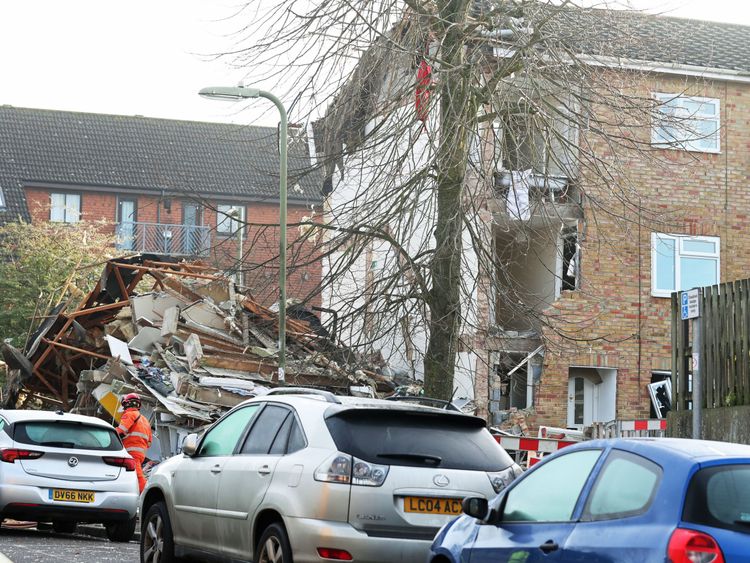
[1, 255, 409, 460]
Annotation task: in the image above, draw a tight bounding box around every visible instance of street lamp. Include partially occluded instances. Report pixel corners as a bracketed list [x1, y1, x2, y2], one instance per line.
[199, 85, 288, 382]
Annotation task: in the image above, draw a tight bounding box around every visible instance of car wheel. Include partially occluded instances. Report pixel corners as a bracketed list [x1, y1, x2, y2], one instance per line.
[255, 522, 293, 563]
[52, 520, 77, 534]
[141, 502, 177, 563]
[106, 516, 136, 542]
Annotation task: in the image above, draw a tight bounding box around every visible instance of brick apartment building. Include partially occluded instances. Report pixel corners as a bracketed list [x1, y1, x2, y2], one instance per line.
[318, 7, 750, 429]
[0, 106, 323, 305]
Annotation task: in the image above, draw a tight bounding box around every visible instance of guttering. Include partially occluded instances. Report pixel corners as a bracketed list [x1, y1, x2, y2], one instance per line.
[577, 54, 750, 84]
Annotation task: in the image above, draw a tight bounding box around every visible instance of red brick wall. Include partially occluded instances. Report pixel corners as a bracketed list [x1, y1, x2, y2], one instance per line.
[24, 187, 322, 307]
[531, 74, 750, 427]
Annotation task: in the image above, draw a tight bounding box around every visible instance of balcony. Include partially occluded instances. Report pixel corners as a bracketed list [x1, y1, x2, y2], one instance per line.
[492, 170, 583, 227]
[115, 222, 211, 257]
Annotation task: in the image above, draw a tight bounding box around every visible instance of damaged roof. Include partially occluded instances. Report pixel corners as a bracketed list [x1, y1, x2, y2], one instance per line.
[0, 105, 323, 225]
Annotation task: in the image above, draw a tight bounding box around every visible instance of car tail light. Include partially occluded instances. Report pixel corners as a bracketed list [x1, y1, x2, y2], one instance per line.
[314, 453, 389, 486]
[317, 547, 353, 560]
[668, 528, 724, 563]
[103, 456, 137, 471]
[0, 448, 44, 463]
[487, 464, 523, 493]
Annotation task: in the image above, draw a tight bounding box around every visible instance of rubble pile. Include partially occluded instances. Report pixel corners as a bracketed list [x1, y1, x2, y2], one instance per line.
[1, 255, 398, 457]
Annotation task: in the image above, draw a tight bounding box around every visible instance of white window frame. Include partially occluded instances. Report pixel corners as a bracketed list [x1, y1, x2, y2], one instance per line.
[651, 233, 720, 298]
[49, 192, 81, 223]
[216, 204, 245, 236]
[651, 93, 721, 154]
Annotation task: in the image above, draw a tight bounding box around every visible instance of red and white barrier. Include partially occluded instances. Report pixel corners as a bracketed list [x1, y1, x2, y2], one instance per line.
[619, 419, 667, 431]
[493, 435, 576, 454]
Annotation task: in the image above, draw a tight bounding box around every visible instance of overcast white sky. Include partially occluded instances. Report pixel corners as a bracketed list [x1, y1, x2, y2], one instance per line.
[1, 0, 748, 127]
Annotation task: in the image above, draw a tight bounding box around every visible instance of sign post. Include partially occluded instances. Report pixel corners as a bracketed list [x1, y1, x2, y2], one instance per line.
[682, 288, 701, 439]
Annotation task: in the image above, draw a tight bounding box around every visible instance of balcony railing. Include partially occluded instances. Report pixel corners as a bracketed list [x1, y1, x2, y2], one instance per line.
[115, 222, 211, 257]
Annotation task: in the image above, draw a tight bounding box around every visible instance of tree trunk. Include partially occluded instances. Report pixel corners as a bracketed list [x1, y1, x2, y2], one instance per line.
[424, 0, 477, 400]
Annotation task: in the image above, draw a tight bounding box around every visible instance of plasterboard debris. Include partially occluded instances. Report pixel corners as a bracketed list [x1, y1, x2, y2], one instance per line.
[7, 255, 417, 459]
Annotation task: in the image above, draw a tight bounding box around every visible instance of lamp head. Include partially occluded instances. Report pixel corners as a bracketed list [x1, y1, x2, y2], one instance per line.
[199, 85, 261, 101]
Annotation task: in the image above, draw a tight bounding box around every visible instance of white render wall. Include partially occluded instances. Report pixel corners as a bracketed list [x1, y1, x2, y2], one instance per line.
[320, 105, 486, 400]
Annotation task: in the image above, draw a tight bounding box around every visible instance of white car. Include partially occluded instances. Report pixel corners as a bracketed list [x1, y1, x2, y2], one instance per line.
[0, 409, 139, 541]
[140, 389, 521, 563]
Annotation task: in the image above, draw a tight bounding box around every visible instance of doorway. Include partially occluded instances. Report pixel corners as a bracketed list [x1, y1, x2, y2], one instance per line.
[567, 367, 617, 428]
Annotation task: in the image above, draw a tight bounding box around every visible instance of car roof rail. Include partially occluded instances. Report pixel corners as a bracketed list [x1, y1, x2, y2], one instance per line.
[384, 395, 461, 412]
[265, 387, 341, 404]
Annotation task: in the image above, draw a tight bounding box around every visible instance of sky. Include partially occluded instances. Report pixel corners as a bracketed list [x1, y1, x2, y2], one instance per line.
[1, 0, 749, 128]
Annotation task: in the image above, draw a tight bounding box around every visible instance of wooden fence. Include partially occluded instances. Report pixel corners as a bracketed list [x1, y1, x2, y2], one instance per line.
[671, 280, 750, 411]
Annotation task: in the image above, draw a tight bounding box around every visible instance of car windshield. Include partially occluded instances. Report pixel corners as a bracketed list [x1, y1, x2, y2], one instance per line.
[683, 464, 750, 534]
[13, 420, 122, 451]
[325, 409, 514, 471]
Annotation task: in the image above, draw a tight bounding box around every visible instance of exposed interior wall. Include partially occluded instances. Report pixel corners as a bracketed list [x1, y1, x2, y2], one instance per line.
[495, 228, 559, 331]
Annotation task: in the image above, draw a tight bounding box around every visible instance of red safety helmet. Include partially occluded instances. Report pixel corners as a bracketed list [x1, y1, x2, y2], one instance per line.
[121, 393, 141, 409]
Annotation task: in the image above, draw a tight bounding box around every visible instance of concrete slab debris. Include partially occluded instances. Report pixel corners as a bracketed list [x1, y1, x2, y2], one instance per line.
[2, 255, 412, 459]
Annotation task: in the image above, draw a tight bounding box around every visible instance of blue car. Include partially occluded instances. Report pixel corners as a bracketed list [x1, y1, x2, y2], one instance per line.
[429, 438, 750, 562]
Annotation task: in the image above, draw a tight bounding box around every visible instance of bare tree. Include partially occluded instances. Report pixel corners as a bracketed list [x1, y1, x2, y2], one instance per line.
[215, 0, 712, 401]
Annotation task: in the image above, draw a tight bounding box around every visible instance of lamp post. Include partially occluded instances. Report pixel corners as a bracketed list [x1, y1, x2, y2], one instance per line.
[199, 85, 288, 382]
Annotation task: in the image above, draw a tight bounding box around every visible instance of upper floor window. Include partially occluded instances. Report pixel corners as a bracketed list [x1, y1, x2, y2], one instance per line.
[50, 192, 81, 223]
[216, 204, 245, 236]
[651, 233, 719, 297]
[0, 186, 6, 211]
[652, 94, 720, 153]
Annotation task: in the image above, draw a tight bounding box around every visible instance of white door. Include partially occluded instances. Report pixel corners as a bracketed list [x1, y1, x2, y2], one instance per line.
[567, 376, 594, 428]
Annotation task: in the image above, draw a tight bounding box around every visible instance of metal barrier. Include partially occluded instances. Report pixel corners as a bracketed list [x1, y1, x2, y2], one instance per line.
[588, 419, 667, 439]
[116, 222, 211, 257]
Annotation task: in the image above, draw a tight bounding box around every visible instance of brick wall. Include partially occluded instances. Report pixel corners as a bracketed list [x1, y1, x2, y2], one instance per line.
[24, 187, 322, 307]
[498, 74, 750, 428]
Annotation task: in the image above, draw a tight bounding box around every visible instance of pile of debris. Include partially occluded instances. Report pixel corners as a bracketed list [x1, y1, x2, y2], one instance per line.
[1, 255, 400, 458]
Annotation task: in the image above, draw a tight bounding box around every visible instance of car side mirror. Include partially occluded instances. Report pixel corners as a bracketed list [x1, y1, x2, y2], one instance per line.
[462, 496, 490, 520]
[182, 433, 199, 457]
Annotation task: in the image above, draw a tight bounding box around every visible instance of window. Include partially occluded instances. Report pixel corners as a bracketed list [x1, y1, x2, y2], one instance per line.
[684, 464, 750, 534]
[50, 193, 81, 223]
[326, 410, 514, 471]
[198, 404, 260, 457]
[116, 197, 138, 251]
[14, 421, 121, 451]
[502, 449, 601, 522]
[0, 186, 6, 211]
[651, 233, 720, 297]
[582, 450, 661, 520]
[652, 93, 720, 153]
[216, 204, 245, 236]
[240, 405, 290, 455]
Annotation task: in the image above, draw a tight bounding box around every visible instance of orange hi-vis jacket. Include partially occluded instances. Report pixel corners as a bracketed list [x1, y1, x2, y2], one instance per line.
[116, 408, 152, 457]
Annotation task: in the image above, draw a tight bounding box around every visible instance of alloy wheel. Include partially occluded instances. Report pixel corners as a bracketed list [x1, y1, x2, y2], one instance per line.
[142, 513, 164, 563]
[258, 535, 283, 563]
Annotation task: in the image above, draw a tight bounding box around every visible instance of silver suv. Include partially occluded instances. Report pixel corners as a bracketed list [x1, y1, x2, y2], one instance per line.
[140, 389, 521, 563]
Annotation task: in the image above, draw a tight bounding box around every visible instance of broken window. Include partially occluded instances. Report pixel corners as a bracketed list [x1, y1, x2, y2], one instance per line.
[494, 102, 578, 179]
[50, 192, 81, 223]
[490, 348, 542, 412]
[556, 226, 579, 295]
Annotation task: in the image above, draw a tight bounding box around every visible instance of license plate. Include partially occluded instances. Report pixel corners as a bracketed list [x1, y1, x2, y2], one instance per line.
[49, 489, 95, 503]
[404, 496, 462, 515]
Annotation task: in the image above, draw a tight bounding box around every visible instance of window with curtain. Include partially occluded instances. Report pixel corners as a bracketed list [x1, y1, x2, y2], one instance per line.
[50, 193, 81, 223]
